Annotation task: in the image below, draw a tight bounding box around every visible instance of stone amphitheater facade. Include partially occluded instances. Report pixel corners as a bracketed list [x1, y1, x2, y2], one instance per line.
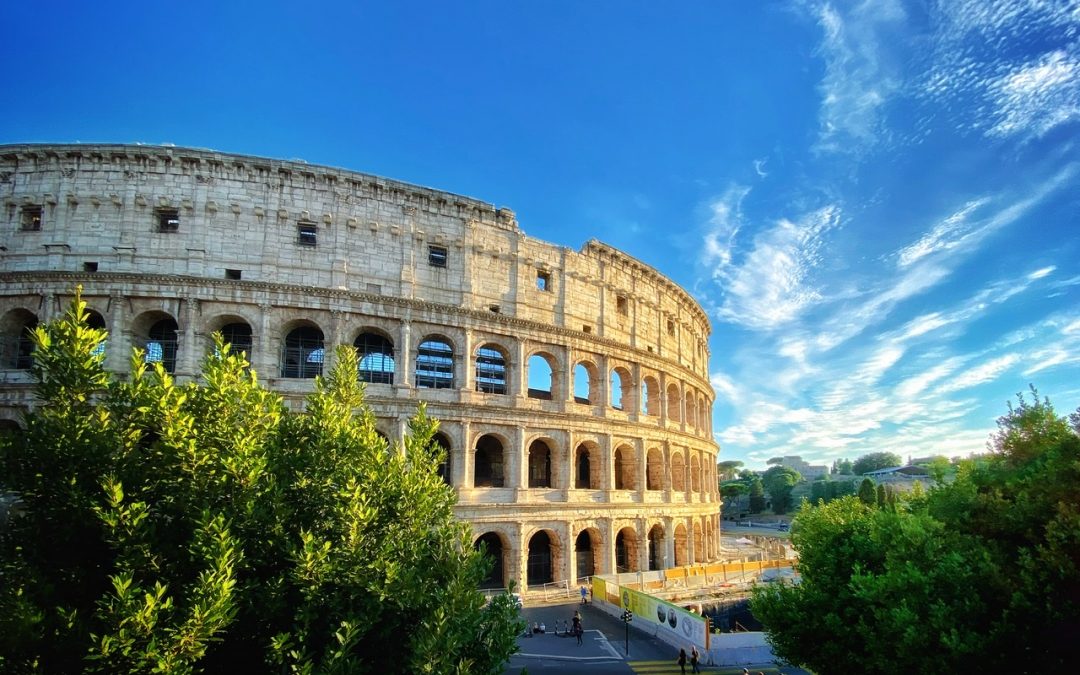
[0, 143, 720, 592]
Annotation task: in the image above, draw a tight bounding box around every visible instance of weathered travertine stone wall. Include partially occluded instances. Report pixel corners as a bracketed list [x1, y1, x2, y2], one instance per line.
[0, 144, 720, 591]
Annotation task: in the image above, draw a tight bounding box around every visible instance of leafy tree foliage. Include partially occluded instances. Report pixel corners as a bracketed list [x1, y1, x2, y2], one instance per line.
[0, 291, 522, 673]
[752, 389, 1080, 674]
[716, 460, 744, 482]
[748, 477, 766, 514]
[830, 458, 853, 474]
[851, 451, 902, 475]
[761, 466, 801, 514]
[857, 478, 876, 505]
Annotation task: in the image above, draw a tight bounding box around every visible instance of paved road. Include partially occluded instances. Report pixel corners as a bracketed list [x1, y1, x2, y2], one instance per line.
[502, 599, 806, 675]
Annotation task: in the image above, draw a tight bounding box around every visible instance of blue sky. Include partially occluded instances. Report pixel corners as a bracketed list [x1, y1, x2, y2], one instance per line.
[3, 1, 1078, 470]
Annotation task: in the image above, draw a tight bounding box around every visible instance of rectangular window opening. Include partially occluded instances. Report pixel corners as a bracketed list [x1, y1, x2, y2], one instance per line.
[21, 205, 43, 231]
[156, 208, 180, 233]
[667, 320, 676, 336]
[297, 221, 318, 247]
[537, 270, 551, 291]
[582, 324, 592, 334]
[616, 295, 628, 316]
[83, 261, 99, 273]
[225, 268, 242, 280]
[489, 305, 501, 313]
[428, 244, 448, 268]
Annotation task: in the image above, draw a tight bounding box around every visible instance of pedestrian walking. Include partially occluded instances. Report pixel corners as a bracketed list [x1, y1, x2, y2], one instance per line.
[573, 614, 583, 646]
[690, 645, 700, 673]
[677, 648, 687, 675]
[580, 584, 588, 604]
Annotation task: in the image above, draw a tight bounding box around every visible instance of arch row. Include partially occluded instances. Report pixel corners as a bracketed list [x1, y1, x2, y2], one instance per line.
[0, 303, 714, 439]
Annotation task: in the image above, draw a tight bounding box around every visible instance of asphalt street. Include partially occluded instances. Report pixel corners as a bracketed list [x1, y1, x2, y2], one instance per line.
[501, 599, 806, 675]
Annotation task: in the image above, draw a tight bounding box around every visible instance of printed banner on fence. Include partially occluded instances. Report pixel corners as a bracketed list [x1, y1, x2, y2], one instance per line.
[591, 577, 607, 606]
[616, 584, 709, 650]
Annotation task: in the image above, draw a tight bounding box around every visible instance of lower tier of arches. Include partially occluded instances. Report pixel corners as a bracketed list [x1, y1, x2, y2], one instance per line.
[467, 512, 721, 592]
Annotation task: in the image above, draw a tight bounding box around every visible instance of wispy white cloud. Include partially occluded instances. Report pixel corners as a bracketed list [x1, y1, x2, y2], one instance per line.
[702, 185, 750, 271]
[710, 371, 739, 402]
[897, 199, 988, 268]
[986, 50, 1080, 139]
[753, 159, 769, 177]
[811, 0, 907, 154]
[940, 354, 1021, 393]
[711, 205, 840, 330]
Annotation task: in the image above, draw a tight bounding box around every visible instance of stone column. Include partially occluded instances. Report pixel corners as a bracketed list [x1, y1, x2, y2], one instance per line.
[105, 293, 127, 373]
[636, 437, 647, 498]
[663, 516, 675, 570]
[687, 517, 696, 565]
[178, 297, 198, 378]
[514, 521, 528, 593]
[560, 520, 574, 584]
[460, 421, 474, 489]
[462, 328, 475, 392]
[514, 338, 527, 400]
[596, 355, 609, 409]
[256, 303, 276, 378]
[600, 517, 615, 576]
[510, 425, 526, 492]
[629, 362, 642, 422]
[396, 319, 412, 390]
[637, 519, 649, 572]
[601, 433, 614, 493]
[325, 309, 345, 374]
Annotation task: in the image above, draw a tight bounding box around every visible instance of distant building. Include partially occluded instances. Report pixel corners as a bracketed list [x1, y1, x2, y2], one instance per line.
[767, 455, 828, 480]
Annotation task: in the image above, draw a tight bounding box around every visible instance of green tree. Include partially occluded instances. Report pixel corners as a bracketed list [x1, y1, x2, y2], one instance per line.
[717, 460, 744, 482]
[748, 477, 766, 514]
[761, 466, 801, 514]
[831, 458, 853, 474]
[808, 480, 826, 504]
[857, 477, 876, 505]
[851, 451, 902, 475]
[752, 389, 1080, 673]
[926, 456, 952, 485]
[0, 290, 523, 673]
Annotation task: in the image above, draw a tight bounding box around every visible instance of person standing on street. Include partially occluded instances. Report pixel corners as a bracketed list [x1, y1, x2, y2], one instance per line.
[677, 648, 687, 675]
[690, 645, 700, 673]
[580, 584, 588, 604]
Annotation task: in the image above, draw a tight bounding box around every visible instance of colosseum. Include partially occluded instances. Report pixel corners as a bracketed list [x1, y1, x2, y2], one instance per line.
[0, 143, 720, 593]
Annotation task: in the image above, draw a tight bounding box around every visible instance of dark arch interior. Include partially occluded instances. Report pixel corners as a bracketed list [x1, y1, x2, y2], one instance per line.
[282, 326, 324, 378]
[528, 440, 552, 488]
[474, 435, 504, 487]
[527, 531, 553, 586]
[146, 318, 178, 372]
[475, 533, 505, 589]
[575, 530, 595, 579]
[575, 445, 592, 489]
[220, 322, 253, 358]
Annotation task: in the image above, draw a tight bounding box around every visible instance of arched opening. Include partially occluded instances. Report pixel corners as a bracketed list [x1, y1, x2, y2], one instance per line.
[610, 369, 625, 410]
[527, 439, 553, 488]
[694, 521, 705, 563]
[674, 524, 688, 567]
[527, 353, 554, 400]
[527, 531, 555, 586]
[667, 384, 682, 423]
[1, 309, 38, 370]
[415, 337, 454, 388]
[374, 430, 391, 453]
[355, 331, 394, 384]
[614, 445, 636, 491]
[219, 322, 253, 359]
[698, 395, 708, 433]
[0, 418, 23, 437]
[575, 529, 599, 580]
[615, 527, 639, 573]
[573, 361, 597, 404]
[646, 448, 663, 490]
[131, 312, 180, 374]
[474, 434, 504, 488]
[475, 344, 507, 394]
[281, 325, 324, 378]
[685, 391, 697, 430]
[433, 432, 452, 485]
[691, 455, 702, 493]
[641, 376, 660, 416]
[86, 310, 107, 358]
[475, 532, 506, 589]
[648, 524, 665, 571]
[575, 442, 598, 489]
[671, 452, 686, 492]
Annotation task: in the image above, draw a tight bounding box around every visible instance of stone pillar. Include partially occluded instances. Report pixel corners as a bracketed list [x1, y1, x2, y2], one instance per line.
[511, 426, 526, 492]
[663, 516, 675, 570]
[568, 521, 578, 583]
[563, 348, 576, 407]
[635, 437, 646, 498]
[460, 421, 474, 489]
[559, 520, 574, 584]
[325, 309, 345, 374]
[637, 519, 649, 572]
[558, 430, 573, 493]
[659, 371, 669, 422]
[178, 297, 198, 377]
[596, 355, 609, 409]
[687, 517, 696, 565]
[462, 328, 475, 392]
[397, 319, 412, 390]
[600, 517, 614, 576]
[601, 433, 614, 493]
[516, 521, 529, 592]
[256, 303, 276, 378]
[105, 293, 127, 373]
[514, 338, 527, 400]
[629, 362, 641, 422]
